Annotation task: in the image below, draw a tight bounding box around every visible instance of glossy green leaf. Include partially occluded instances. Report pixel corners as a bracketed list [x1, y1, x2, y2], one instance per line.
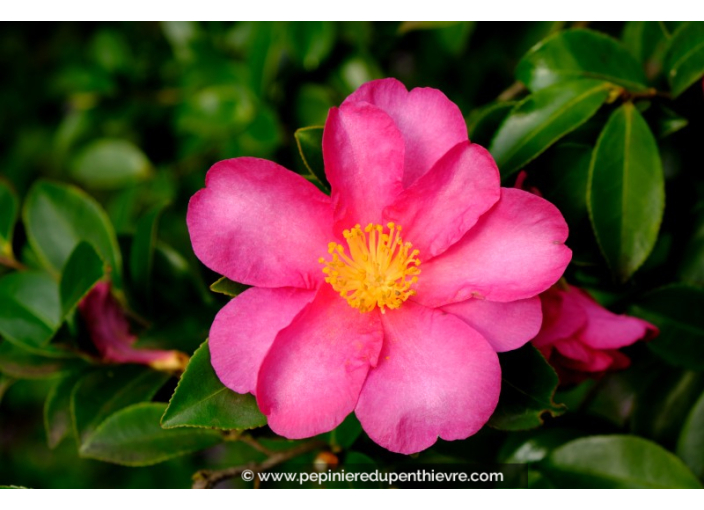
[72, 365, 170, 444]
[516, 28, 649, 92]
[678, 211, 704, 285]
[0, 271, 62, 351]
[60, 242, 104, 317]
[538, 143, 591, 227]
[129, 204, 164, 302]
[294, 126, 329, 191]
[632, 369, 704, 447]
[499, 428, 583, 463]
[162, 340, 265, 430]
[322, 413, 363, 451]
[621, 21, 668, 77]
[488, 344, 565, 430]
[677, 390, 704, 479]
[655, 105, 688, 139]
[466, 101, 515, 147]
[71, 138, 152, 190]
[44, 371, 84, 448]
[23, 180, 122, 286]
[588, 103, 664, 282]
[0, 341, 86, 379]
[288, 21, 335, 71]
[489, 79, 612, 178]
[0, 181, 18, 259]
[630, 285, 704, 370]
[209, 276, 249, 297]
[539, 435, 702, 488]
[80, 402, 222, 466]
[666, 22, 704, 97]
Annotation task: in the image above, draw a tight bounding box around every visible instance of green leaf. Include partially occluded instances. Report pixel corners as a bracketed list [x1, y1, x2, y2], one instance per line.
[516, 28, 649, 92]
[129, 204, 165, 303]
[44, 371, 85, 449]
[162, 339, 265, 430]
[288, 21, 335, 71]
[587, 103, 664, 282]
[489, 79, 612, 178]
[71, 138, 152, 190]
[294, 126, 329, 191]
[0, 271, 62, 351]
[539, 435, 702, 488]
[538, 143, 592, 228]
[499, 428, 584, 463]
[0, 341, 86, 379]
[677, 390, 704, 479]
[80, 402, 222, 466]
[0, 181, 19, 259]
[209, 276, 249, 297]
[666, 22, 704, 97]
[621, 21, 669, 77]
[60, 242, 104, 317]
[322, 413, 363, 451]
[631, 369, 704, 447]
[71, 365, 170, 444]
[488, 344, 565, 430]
[679, 211, 704, 285]
[23, 180, 122, 287]
[466, 102, 515, 148]
[654, 105, 688, 139]
[630, 285, 704, 370]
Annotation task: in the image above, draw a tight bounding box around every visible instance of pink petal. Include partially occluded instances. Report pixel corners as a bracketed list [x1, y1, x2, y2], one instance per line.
[570, 287, 658, 350]
[354, 301, 500, 454]
[343, 78, 468, 187]
[79, 282, 184, 368]
[552, 338, 617, 372]
[324, 102, 404, 231]
[416, 188, 571, 307]
[187, 158, 333, 289]
[383, 142, 501, 259]
[256, 285, 383, 439]
[442, 296, 542, 352]
[209, 287, 316, 395]
[531, 286, 587, 349]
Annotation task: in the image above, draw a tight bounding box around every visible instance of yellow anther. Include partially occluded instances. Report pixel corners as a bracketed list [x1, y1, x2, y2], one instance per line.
[319, 223, 421, 313]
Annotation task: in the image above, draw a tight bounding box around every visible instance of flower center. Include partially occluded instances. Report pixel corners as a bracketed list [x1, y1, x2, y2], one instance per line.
[319, 223, 421, 313]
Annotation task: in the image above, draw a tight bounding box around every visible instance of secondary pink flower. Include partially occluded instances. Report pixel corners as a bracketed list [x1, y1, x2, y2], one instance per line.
[79, 282, 187, 371]
[532, 284, 658, 384]
[188, 78, 571, 454]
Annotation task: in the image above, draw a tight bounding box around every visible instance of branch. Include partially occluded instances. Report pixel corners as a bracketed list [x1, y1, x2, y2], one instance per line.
[192, 440, 325, 489]
[497, 81, 526, 102]
[0, 256, 27, 271]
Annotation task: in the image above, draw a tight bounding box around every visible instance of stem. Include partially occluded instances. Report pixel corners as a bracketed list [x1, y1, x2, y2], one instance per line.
[497, 81, 526, 102]
[0, 256, 27, 271]
[192, 440, 325, 489]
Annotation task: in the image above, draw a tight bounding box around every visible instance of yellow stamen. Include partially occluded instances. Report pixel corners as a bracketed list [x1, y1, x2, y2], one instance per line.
[320, 223, 421, 313]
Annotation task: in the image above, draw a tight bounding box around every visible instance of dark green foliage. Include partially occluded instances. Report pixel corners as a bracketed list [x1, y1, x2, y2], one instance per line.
[1, 21, 704, 489]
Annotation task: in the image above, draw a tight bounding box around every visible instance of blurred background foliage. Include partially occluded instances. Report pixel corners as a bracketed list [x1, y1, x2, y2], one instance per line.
[1, 21, 704, 488]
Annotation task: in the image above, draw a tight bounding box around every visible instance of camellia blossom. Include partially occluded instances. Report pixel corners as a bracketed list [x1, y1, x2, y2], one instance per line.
[79, 282, 187, 371]
[532, 284, 658, 385]
[187, 78, 571, 454]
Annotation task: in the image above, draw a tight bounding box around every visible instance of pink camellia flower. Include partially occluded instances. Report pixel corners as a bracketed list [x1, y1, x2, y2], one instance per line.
[532, 284, 658, 385]
[187, 78, 571, 454]
[79, 282, 187, 371]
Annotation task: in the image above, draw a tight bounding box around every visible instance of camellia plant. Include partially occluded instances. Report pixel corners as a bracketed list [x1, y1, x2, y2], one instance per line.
[1, 21, 704, 489]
